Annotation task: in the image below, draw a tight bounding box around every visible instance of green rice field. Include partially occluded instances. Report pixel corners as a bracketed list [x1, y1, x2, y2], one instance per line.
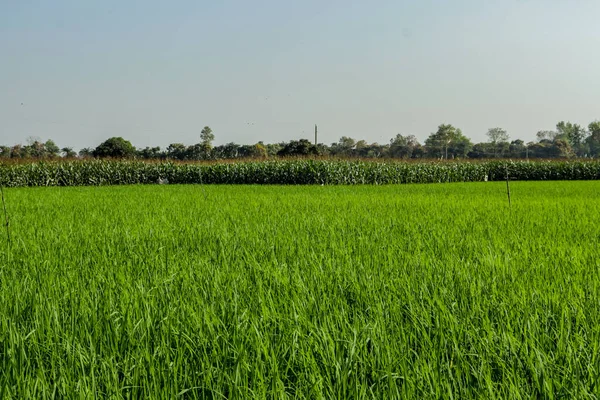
[1, 182, 599, 398]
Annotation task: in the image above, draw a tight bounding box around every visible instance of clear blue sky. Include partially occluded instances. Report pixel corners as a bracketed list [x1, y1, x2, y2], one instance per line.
[1, 0, 599, 150]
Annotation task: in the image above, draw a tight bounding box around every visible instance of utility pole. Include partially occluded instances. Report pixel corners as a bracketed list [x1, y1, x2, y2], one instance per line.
[314, 124, 318, 146]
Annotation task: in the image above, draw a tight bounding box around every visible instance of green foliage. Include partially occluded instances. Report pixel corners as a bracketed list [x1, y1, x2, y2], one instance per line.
[587, 121, 600, 156]
[389, 134, 421, 158]
[166, 143, 187, 160]
[425, 124, 473, 159]
[1, 159, 600, 187]
[330, 136, 357, 156]
[556, 121, 587, 156]
[486, 128, 510, 157]
[486, 127, 509, 144]
[93, 137, 136, 158]
[200, 126, 214, 148]
[43, 140, 60, 158]
[0, 146, 10, 158]
[1, 183, 600, 397]
[5, 139, 62, 159]
[78, 148, 93, 158]
[137, 146, 163, 159]
[61, 147, 77, 158]
[277, 139, 319, 157]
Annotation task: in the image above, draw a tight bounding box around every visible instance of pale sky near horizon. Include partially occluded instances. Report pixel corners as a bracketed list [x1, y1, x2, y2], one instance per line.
[1, 0, 599, 151]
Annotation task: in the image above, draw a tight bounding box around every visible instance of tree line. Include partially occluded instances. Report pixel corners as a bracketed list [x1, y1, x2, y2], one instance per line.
[2, 121, 600, 161]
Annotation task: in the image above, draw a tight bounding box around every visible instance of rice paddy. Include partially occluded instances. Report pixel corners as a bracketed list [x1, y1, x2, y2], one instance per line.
[0, 182, 599, 398]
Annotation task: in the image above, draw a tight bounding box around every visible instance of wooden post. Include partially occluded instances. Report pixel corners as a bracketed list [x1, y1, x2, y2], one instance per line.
[0, 185, 10, 246]
[505, 165, 511, 208]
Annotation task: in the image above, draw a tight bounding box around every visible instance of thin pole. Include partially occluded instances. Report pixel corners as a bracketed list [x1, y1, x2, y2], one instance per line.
[0, 185, 10, 246]
[505, 165, 511, 208]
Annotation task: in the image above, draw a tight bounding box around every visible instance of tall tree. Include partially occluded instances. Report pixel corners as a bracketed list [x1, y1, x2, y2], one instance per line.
[486, 127, 509, 157]
[200, 126, 214, 147]
[486, 127, 509, 144]
[44, 140, 60, 158]
[389, 134, 420, 158]
[425, 124, 471, 159]
[199, 126, 215, 159]
[556, 121, 587, 155]
[587, 121, 600, 157]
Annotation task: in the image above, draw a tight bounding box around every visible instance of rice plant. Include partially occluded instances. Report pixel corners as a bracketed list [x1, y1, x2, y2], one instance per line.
[0, 182, 599, 398]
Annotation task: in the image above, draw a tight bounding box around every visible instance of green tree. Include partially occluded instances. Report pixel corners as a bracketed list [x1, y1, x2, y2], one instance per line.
[553, 138, 575, 158]
[200, 126, 214, 147]
[265, 143, 283, 157]
[10, 144, 28, 158]
[353, 140, 368, 157]
[252, 142, 268, 158]
[25, 140, 45, 158]
[528, 141, 553, 158]
[197, 126, 215, 159]
[389, 134, 420, 158]
[556, 121, 588, 156]
[137, 146, 163, 159]
[486, 128, 509, 157]
[586, 121, 600, 156]
[61, 147, 77, 158]
[93, 137, 136, 158]
[468, 143, 494, 159]
[355, 142, 389, 158]
[45, 140, 60, 158]
[0, 146, 10, 158]
[277, 139, 319, 157]
[213, 142, 241, 159]
[425, 124, 471, 159]
[509, 140, 527, 158]
[330, 136, 356, 156]
[186, 143, 208, 160]
[166, 143, 187, 160]
[447, 132, 473, 158]
[78, 148, 93, 158]
[536, 130, 557, 142]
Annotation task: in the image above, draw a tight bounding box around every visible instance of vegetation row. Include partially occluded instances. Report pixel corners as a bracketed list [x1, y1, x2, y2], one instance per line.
[4, 120, 600, 161]
[1, 159, 600, 187]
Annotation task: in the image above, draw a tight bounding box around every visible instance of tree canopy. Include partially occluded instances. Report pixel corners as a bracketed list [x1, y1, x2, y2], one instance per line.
[93, 137, 136, 158]
[4, 119, 600, 161]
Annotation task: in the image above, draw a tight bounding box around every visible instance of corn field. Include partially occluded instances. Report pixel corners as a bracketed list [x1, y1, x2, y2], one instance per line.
[0, 159, 599, 187]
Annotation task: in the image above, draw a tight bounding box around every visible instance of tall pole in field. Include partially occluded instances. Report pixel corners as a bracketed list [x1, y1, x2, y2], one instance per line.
[314, 124, 318, 146]
[505, 164, 511, 208]
[0, 185, 10, 247]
